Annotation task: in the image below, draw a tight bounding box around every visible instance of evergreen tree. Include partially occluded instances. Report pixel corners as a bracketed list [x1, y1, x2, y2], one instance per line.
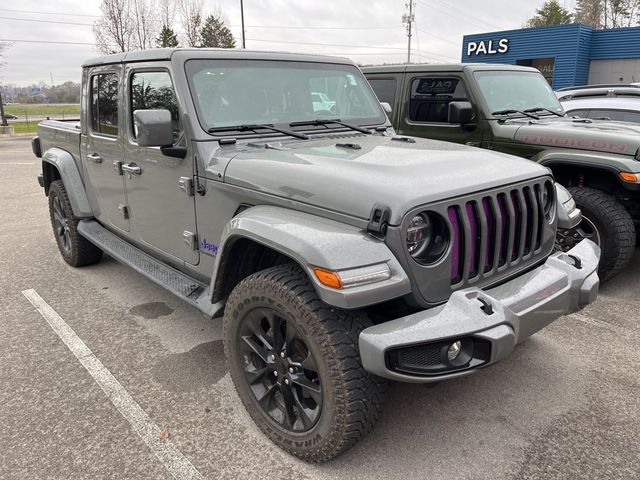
[156, 24, 179, 48]
[527, 0, 574, 27]
[200, 14, 236, 48]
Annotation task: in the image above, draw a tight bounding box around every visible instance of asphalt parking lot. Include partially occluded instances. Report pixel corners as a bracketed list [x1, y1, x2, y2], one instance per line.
[1, 135, 639, 480]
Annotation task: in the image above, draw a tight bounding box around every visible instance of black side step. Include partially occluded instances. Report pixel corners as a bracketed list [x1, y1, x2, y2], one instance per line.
[77, 220, 222, 317]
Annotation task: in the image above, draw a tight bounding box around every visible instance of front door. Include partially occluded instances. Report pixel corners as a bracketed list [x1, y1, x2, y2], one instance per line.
[123, 66, 199, 265]
[398, 74, 483, 146]
[82, 66, 129, 232]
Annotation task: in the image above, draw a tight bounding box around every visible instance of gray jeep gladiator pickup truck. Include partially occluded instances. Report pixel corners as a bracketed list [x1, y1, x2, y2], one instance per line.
[32, 49, 599, 462]
[364, 63, 639, 281]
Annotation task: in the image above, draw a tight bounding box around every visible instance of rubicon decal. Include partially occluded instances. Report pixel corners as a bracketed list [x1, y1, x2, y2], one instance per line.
[524, 135, 629, 153]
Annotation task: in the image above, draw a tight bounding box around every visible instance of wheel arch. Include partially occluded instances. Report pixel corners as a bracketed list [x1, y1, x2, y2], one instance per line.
[210, 205, 411, 310]
[41, 148, 93, 218]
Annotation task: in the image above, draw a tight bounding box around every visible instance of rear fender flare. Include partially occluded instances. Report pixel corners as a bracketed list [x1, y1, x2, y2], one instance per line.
[42, 148, 92, 217]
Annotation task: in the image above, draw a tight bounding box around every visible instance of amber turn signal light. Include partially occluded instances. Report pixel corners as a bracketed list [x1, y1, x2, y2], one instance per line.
[619, 172, 639, 183]
[313, 268, 343, 289]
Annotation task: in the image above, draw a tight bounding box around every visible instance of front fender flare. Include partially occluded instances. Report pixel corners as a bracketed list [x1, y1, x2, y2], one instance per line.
[42, 148, 92, 217]
[212, 205, 411, 309]
[534, 148, 640, 175]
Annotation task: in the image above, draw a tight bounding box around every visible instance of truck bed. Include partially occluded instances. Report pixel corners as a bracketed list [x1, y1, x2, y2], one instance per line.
[37, 119, 82, 175]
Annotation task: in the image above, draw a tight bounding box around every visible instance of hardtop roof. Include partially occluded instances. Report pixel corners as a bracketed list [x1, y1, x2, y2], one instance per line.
[82, 48, 355, 68]
[361, 63, 539, 75]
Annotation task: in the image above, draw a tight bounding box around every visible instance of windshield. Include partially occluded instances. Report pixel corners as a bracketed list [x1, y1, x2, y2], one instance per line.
[185, 59, 385, 132]
[474, 71, 564, 116]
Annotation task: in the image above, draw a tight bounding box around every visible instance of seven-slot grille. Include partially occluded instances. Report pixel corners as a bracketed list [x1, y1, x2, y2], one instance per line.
[446, 181, 549, 286]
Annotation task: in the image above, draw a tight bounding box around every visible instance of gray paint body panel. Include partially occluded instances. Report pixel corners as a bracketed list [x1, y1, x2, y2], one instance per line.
[359, 239, 600, 382]
[212, 205, 411, 309]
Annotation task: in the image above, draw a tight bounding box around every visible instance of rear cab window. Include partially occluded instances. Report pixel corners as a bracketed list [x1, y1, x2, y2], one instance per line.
[408, 77, 469, 123]
[90, 73, 119, 136]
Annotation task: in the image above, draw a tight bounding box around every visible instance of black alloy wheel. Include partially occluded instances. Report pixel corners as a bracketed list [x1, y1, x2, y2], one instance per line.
[238, 307, 323, 432]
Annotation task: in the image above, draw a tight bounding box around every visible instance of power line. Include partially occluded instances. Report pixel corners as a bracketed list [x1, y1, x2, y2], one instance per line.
[0, 8, 98, 18]
[430, 0, 506, 31]
[0, 16, 93, 26]
[0, 38, 94, 46]
[247, 38, 409, 51]
[233, 24, 400, 30]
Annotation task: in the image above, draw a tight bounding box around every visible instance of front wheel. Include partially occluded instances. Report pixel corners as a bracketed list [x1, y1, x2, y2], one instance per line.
[223, 264, 386, 462]
[565, 187, 635, 282]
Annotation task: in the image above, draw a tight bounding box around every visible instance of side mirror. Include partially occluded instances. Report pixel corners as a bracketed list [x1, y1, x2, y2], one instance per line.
[133, 109, 173, 147]
[380, 102, 393, 115]
[448, 101, 474, 125]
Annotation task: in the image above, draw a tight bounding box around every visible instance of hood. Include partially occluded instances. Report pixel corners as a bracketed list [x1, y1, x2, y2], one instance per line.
[508, 116, 640, 156]
[223, 135, 550, 224]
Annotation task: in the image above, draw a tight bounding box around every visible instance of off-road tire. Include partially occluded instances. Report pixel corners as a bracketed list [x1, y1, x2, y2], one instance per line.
[569, 187, 635, 282]
[48, 180, 103, 267]
[223, 264, 386, 462]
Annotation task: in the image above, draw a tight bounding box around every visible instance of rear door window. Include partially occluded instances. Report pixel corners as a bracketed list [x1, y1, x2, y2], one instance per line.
[368, 78, 397, 107]
[408, 77, 469, 123]
[91, 73, 119, 136]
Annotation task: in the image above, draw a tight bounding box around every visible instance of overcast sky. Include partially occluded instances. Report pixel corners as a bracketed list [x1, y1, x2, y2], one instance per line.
[0, 0, 577, 86]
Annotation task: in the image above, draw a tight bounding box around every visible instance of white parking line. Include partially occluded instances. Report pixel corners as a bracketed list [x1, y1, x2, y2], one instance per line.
[21, 289, 205, 480]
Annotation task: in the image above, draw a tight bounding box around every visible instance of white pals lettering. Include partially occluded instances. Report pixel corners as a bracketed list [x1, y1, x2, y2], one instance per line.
[467, 39, 509, 56]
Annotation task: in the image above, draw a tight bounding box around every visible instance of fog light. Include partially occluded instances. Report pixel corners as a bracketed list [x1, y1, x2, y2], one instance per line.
[447, 341, 462, 361]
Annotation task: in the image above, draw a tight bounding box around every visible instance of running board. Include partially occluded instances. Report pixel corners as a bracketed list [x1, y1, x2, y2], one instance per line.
[77, 220, 222, 317]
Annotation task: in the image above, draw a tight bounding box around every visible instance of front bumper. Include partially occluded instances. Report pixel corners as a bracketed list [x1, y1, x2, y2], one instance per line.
[359, 240, 600, 383]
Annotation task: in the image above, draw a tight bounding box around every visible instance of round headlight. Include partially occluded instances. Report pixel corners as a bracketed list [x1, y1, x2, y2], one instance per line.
[542, 181, 555, 221]
[406, 212, 449, 264]
[407, 213, 432, 256]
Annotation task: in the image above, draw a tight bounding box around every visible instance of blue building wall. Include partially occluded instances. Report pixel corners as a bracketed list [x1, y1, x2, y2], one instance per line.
[461, 23, 640, 89]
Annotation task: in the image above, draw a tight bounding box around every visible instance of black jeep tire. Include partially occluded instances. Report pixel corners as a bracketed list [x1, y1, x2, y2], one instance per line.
[568, 187, 635, 282]
[223, 264, 386, 463]
[48, 180, 103, 267]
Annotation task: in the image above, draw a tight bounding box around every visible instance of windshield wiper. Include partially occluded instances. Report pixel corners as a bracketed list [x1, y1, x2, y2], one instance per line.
[492, 109, 540, 120]
[207, 123, 309, 140]
[523, 107, 565, 117]
[289, 118, 372, 135]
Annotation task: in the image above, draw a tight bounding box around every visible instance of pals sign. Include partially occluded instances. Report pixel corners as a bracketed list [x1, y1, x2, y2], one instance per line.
[467, 39, 509, 56]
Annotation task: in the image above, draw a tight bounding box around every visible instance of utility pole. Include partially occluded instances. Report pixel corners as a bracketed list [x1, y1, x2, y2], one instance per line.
[0, 92, 7, 127]
[240, 0, 246, 48]
[402, 1, 415, 63]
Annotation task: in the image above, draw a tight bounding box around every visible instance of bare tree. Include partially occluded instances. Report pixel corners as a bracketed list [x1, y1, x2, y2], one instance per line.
[94, 0, 134, 53]
[131, 0, 159, 50]
[179, 0, 204, 47]
[158, 0, 177, 29]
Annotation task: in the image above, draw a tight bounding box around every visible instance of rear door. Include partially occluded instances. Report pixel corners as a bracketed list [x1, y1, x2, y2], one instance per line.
[81, 66, 129, 232]
[366, 73, 402, 127]
[122, 65, 199, 265]
[397, 73, 483, 146]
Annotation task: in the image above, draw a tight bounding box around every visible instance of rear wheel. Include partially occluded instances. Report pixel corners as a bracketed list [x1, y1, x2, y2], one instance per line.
[223, 264, 386, 462]
[48, 180, 103, 267]
[566, 187, 635, 282]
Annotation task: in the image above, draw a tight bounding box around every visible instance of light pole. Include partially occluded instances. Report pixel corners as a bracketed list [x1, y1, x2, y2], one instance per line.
[240, 0, 246, 48]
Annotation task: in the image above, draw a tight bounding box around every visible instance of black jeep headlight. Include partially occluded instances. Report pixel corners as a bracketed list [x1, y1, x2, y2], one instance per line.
[542, 180, 555, 222]
[406, 212, 449, 264]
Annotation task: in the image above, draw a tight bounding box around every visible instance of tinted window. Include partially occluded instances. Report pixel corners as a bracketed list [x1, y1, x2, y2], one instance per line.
[409, 77, 468, 123]
[91, 73, 119, 136]
[130, 71, 180, 138]
[368, 78, 397, 107]
[587, 109, 640, 123]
